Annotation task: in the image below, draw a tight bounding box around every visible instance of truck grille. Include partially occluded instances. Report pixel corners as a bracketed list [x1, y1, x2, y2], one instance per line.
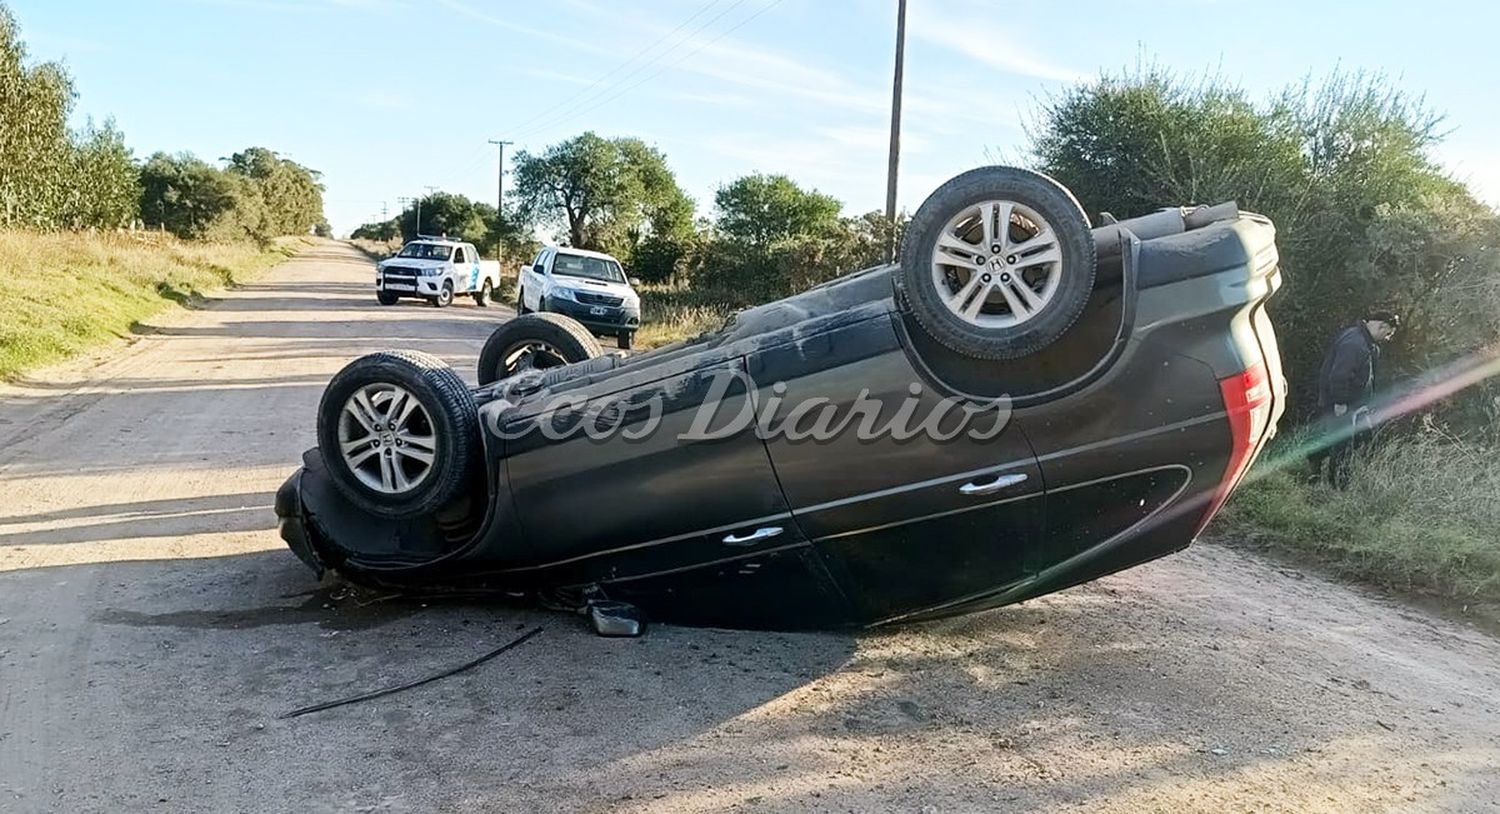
[574, 291, 623, 307]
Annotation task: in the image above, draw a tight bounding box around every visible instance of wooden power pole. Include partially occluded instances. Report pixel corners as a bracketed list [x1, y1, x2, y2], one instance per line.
[884, 0, 908, 262]
[488, 139, 513, 258]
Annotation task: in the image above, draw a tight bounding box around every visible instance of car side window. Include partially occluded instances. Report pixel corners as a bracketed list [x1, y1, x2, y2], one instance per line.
[453, 246, 466, 264]
[538, 250, 551, 273]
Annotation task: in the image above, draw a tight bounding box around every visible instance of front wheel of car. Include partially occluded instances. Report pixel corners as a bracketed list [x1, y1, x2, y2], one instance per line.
[432, 281, 454, 308]
[477, 313, 603, 385]
[473, 279, 493, 307]
[896, 166, 1096, 360]
[377, 291, 399, 306]
[617, 330, 634, 351]
[516, 287, 530, 314]
[316, 350, 479, 520]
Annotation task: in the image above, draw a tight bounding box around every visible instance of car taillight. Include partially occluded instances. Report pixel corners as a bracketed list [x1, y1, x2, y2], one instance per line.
[1193, 362, 1272, 537]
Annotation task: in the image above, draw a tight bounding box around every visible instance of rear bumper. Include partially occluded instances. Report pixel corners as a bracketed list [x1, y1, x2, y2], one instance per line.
[544, 295, 640, 333]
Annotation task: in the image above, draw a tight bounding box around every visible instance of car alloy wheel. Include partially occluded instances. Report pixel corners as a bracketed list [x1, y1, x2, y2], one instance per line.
[337, 383, 437, 495]
[930, 200, 1062, 329]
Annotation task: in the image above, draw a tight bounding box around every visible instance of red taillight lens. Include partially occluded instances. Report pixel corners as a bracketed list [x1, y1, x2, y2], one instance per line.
[1193, 362, 1272, 537]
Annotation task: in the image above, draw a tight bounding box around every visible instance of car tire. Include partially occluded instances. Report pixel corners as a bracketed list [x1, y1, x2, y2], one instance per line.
[316, 350, 479, 520]
[897, 166, 1096, 360]
[473, 279, 493, 307]
[617, 330, 634, 351]
[477, 312, 603, 385]
[431, 281, 454, 308]
[377, 291, 399, 306]
[516, 287, 530, 314]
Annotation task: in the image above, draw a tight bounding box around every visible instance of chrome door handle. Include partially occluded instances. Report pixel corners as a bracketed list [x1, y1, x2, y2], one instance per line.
[959, 472, 1029, 496]
[722, 526, 784, 546]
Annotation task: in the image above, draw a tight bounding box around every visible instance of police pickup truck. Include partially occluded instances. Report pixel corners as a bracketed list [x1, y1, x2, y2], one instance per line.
[375, 237, 502, 308]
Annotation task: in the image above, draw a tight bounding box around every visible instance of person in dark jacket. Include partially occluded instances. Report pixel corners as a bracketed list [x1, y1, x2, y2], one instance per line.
[1308, 310, 1400, 487]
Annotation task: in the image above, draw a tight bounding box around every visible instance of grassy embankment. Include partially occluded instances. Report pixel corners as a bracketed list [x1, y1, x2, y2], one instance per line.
[0, 230, 303, 379]
[1217, 431, 1500, 616]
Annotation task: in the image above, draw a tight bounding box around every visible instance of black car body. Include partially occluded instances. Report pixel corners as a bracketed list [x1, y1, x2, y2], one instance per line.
[276, 192, 1286, 631]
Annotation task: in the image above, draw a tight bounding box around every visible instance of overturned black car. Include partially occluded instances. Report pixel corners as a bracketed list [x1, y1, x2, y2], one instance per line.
[276, 167, 1286, 631]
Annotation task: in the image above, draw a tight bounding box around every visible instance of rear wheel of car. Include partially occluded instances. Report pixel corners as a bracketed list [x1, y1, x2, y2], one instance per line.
[516, 287, 530, 314]
[377, 291, 399, 306]
[430, 281, 454, 308]
[617, 330, 634, 351]
[897, 166, 1096, 360]
[472, 279, 493, 307]
[477, 312, 603, 385]
[316, 350, 479, 520]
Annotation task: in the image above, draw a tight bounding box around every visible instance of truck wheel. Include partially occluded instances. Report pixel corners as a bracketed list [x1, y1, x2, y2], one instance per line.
[897, 166, 1096, 359]
[316, 350, 479, 520]
[431, 281, 454, 308]
[617, 330, 634, 351]
[377, 291, 399, 306]
[516, 287, 531, 314]
[472, 279, 493, 307]
[477, 313, 603, 385]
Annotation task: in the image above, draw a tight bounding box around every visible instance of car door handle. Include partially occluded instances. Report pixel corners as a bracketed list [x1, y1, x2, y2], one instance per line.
[722, 526, 784, 546]
[959, 472, 1029, 496]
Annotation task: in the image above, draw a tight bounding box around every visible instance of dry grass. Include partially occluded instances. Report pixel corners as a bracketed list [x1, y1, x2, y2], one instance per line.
[1219, 431, 1500, 607]
[636, 286, 735, 349]
[0, 230, 303, 379]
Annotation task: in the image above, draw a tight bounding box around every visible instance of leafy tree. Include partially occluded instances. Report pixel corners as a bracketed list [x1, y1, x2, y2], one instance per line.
[511, 132, 692, 252]
[225, 147, 324, 237]
[63, 118, 139, 229]
[713, 173, 842, 249]
[399, 191, 494, 243]
[0, 6, 78, 228]
[139, 152, 245, 240]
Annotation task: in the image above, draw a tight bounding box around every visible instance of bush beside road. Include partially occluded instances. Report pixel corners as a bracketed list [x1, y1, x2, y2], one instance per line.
[0, 230, 304, 380]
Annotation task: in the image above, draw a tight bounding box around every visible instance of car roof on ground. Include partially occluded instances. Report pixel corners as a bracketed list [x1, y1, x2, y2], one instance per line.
[551, 246, 620, 262]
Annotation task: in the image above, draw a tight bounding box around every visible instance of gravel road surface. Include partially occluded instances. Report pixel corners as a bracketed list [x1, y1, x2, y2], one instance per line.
[2, 241, 1497, 813]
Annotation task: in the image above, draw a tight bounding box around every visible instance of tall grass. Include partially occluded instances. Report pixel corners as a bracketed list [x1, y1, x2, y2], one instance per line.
[0, 230, 301, 379]
[1219, 432, 1500, 607]
[636, 286, 735, 349]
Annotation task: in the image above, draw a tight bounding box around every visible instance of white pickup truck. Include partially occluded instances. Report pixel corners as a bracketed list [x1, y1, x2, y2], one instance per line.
[517, 246, 643, 348]
[375, 237, 502, 308]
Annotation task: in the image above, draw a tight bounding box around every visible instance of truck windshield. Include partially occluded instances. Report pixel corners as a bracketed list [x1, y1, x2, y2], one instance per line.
[396, 243, 452, 261]
[552, 253, 625, 283]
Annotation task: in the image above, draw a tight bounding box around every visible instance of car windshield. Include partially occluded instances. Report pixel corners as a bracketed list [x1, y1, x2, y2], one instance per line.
[552, 253, 625, 283]
[396, 243, 452, 261]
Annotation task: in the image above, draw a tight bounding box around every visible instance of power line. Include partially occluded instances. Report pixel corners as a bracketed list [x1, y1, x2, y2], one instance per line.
[510, 0, 760, 141]
[506, 0, 727, 135]
[512, 0, 784, 142]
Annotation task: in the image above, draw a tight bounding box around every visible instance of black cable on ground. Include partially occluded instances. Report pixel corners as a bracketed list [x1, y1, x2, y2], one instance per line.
[280, 626, 544, 719]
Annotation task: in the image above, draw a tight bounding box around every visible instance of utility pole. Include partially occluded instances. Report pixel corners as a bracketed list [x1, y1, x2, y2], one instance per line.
[488, 140, 512, 217]
[884, 0, 908, 262]
[488, 139, 513, 260]
[422, 185, 438, 236]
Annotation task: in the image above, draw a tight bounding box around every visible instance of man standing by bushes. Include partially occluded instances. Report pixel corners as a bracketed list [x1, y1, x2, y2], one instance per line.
[1310, 310, 1400, 488]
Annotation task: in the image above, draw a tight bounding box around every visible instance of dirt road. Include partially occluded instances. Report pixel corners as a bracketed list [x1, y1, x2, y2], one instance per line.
[1, 240, 1497, 813]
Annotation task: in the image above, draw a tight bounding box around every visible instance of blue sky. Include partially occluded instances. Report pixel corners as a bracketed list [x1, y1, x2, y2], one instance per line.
[13, 0, 1500, 237]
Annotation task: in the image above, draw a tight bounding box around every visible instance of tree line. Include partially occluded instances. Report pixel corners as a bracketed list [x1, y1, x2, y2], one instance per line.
[0, 5, 325, 241]
[353, 131, 900, 303]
